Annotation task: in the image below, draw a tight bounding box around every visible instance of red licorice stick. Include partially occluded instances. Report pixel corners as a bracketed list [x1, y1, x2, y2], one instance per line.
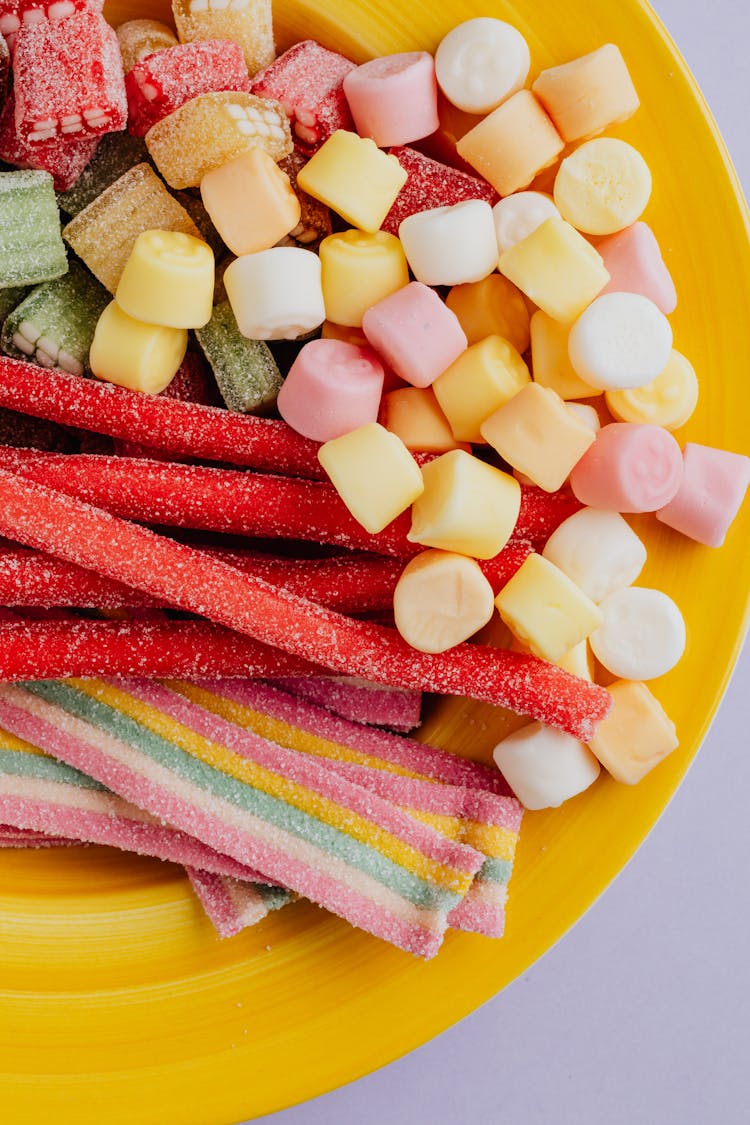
[0, 546, 402, 613]
[0, 468, 611, 739]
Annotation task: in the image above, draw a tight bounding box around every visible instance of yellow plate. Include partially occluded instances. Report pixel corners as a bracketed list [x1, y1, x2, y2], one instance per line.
[2, 1, 749, 1120]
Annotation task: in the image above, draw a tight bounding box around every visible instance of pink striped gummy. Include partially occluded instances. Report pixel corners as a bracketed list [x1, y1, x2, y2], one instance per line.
[269, 677, 423, 731]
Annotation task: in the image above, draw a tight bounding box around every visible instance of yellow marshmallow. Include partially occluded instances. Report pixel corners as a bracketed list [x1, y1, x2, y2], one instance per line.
[393, 550, 496, 653]
[318, 423, 423, 535]
[89, 301, 187, 395]
[297, 131, 408, 233]
[511, 635, 594, 680]
[495, 553, 602, 663]
[433, 335, 530, 443]
[115, 230, 214, 329]
[480, 382, 595, 492]
[200, 148, 302, 257]
[381, 387, 469, 453]
[530, 310, 602, 400]
[605, 349, 698, 430]
[587, 680, 678, 784]
[498, 217, 609, 322]
[446, 274, 530, 353]
[319, 230, 409, 327]
[532, 44, 640, 143]
[553, 138, 652, 236]
[321, 321, 369, 347]
[408, 449, 521, 559]
[456, 89, 564, 196]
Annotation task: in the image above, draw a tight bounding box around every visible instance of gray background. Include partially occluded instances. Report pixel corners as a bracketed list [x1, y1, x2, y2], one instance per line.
[256, 2, 750, 1121]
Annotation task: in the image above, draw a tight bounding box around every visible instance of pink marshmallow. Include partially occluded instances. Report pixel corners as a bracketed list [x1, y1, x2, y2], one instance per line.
[656, 442, 750, 547]
[362, 282, 467, 388]
[276, 338, 385, 441]
[343, 52, 439, 148]
[597, 222, 677, 314]
[570, 422, 683, 512]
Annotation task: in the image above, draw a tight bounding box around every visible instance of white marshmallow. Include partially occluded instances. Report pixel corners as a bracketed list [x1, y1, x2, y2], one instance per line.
[568, 292, 673, 390]
[434, 17, 530, 114]
[493, 192, 560, 256]
[398, 200, 498, 286]
[565, 402, 601, 432]
[542, 508, 647, 603]
[590, 586, 686, 680]
[492, 721, 601, 810]
[224, 247, 325, 341]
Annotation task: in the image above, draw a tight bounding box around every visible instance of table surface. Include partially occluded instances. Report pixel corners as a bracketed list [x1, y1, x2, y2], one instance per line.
[256, 2, 750, 1123]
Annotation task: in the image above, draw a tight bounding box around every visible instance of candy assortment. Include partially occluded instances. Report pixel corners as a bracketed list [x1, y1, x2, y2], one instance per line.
[0, 5, 747, 960]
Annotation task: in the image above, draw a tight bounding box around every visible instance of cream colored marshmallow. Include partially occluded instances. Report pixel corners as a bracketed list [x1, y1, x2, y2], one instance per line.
[435, 18, 530, 114]
[542, 508, 647, 603]
[590, 587, 686, 681]
[393, 550, 496, 652]
[493, 192, 560, 256]
[224, 248, 326, 341]
[493, 722, 601, 810]
[568, 292, 673, 390]
[398, 200, 498, 286]
[554, 138, 652, 236]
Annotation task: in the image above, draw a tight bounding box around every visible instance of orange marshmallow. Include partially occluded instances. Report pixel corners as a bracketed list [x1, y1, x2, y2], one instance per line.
[381, 387, 469, 453]
[433, 335, 530, 443]
[200, 149, 301, 257]
[587, 680, 678, 784]
[446, 274, 530, 354]
[456, 89, 564, 196]
[530, 310, 602, 400]
[532, 44, 640, 143]
[480, 382, 595, 492]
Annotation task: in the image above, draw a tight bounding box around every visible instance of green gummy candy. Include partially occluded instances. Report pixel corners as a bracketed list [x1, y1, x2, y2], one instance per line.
[57, 133, 149, 217]
[0, 286, 29, 322]
[172, 190, 225, 256]
[196, 302, 283, 415]
[1, 261, 109, 375]
[0, 170, 68, 290]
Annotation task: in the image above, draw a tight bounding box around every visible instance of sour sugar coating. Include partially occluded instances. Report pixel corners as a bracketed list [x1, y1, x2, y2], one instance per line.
[0, 92, 99, 193]
[125, 40, 251, 137]
[145, 90, 292, 190]
[196, 300, 282, 414]
[0, 29, 7, 93]
[0, 285, 29, 321]
[56, 133, 148, 217]
[250, 39, 355, 152]
[13, 11, 127, 144]
[0, 0, 104, 53]
[171, 0, 275, 77]
[116, 18, 179, 73]
[0, 261, 109, 375]
[268, 677, 423, 732]
[381, 146, 498, 237]
[0, 170, 67, 289]
[187, 866, 293, 938]
[63, 164, 200, 293]
[0, 469, 612, 739]
[343, 52, 438, 148]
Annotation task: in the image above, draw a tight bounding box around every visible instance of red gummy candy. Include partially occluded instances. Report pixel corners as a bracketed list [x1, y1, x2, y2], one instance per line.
[125, 40, 250, 137]
[0, 91, 98, 191]
[13, 9, 127, 144]
[250, 39, 355, 153]
[382, 146, 499, 235]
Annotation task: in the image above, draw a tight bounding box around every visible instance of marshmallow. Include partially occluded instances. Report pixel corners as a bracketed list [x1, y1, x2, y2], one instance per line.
[276, 338, 385, 442]
[532, 44, 640, 143]
[446, 274, 530, 354]
[480, 383, 596, 493]
[224, 247, 325, 341]
[393, 549, 495, 652]
[398, 200, 498, 286]
[493, 191, 560, 255]
[605, 350, 698, 430]
[530, 310, 602, 400]
[566, 403, 601, 432]
[457, 90, 564, 196]
[570, 422, 683, 512]
[597, 222, 677, 314]
[495, 553, 603, 663]
[199, 148, 302, 257]
[587, 680, 678, 785]
[498, 218, 610, 323]
[568, 293, 673, 390]
[542, 508, 647, 603]
[408, 449, 521, 559]
[319, 229, 409, 328]
[115, 230, 214, 329]
[296, 130, 407, 232]
[433, 335, 530, 443]
[343, 52, 439, 147]
[554, 138, 652, 236]
[362, 281, 467, 388]
[90, 301, 187, 394]
[381, 387, 469, 453]
[493, 721, 601, 810]
[318, 423, 424, 534]
[656, 443, 750, 547]
[590, 586, 686, 680]
[434, 18, 530, 115]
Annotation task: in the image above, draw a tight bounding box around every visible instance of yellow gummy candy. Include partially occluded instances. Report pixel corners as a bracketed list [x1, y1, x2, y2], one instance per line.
[115, 230, 215, 329]
[90, 301, 188, 395]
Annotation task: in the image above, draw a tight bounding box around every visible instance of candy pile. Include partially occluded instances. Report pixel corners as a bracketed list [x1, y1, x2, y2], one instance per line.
[0, 6, 748, 958]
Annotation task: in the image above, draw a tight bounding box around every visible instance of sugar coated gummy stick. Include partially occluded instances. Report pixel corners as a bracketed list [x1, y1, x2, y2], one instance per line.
[0, 29, 7, 92]
[145, 91, 292, 190]
[0, 92, 99, 193]
[171, 0, 275, 76]
[63, 163, 201, 293]
[0, 468, 611, 738]
[187, 865, 294, 938]
[195, 301, 283, 414]
[270, 677, 423, 732]
[13, 11, 127, 144]
[381, 146, 499, 236]
[56, 133, 148, 216]
[0, 407, 72, 452]
[0, 678, 485, 956]
[0, 170, 67, 289]
[1, 261, 109, 375]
